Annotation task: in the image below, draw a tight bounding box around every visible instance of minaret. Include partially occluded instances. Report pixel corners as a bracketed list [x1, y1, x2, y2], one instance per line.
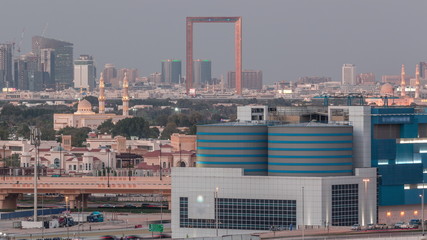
[401, 64, 406, 97]
[122, 72, 129, 116]
[416, 64, 421, 99]
[98, 73, 105, 114]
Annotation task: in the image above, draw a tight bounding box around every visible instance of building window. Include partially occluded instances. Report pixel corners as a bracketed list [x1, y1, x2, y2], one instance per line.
[89, 163, 91, 170]
[179, 197, 296, 231]
[69, 165, 72, 170]
[331, 184, 359, 226]
[373, 124, 400, 139]
[54, 158, 60, 168]
[331, 109, 349, 121]
[419, 124, 427, 138]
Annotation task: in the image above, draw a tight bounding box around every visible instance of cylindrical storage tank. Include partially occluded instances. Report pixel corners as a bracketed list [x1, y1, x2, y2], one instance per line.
[197, 124, 268, 175]
[268, 125, 353, 177]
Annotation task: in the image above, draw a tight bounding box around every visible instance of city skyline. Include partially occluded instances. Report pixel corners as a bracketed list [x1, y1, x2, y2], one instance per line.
[1, 0, 427, 84]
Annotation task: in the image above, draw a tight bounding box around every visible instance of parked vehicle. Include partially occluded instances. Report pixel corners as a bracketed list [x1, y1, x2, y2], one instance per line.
[394, 222, 409, 229]
[98, 204, 115, 208]
[351, 224, 361, 230]
[375, 223, 388, 229]
[409, 219, 421, 228]
[87, 211, 104, 222]
[366, 224, 375, 230]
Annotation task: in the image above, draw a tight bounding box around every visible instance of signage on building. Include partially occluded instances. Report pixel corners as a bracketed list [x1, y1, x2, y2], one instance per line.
[378, 116, 412, 124]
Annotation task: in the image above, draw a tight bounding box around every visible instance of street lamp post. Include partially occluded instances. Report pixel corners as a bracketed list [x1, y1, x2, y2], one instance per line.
[107, 149, 110, 187]
[159, 144, 162, 181]
[128, 146, 132, 181]
[59, 141, 62, 176]
[420, 193, 425, 236]
[30, 127, 41, 222]
[214, 187, 219, 237]
[2, 144, 5, 180]
[302, 186, 305, 240]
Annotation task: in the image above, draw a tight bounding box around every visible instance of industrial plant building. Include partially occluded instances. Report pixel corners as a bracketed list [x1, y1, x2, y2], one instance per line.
[171, 123, 377, 238]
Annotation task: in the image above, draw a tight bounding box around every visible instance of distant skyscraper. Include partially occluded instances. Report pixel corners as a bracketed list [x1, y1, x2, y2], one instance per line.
[117, 68, 138, 87]
[0, 43, 13, 89]
[297, 76, 331, 84]
[74, 55, 96, 91]
[342, 64, 356, 85]
[148, 72, 162, 83]
[14, 53, 44, 91]
[227, 70, 262, 90]
[193, 59, 211, 88]
[102, 64, 117, 87]
[32, 36, 73, 88]
[419, 62, 427, 80]
[357, 73, 375, 85]
[39, 48, 56, 89]
[14, 53, 33, 90]
[161, 59, 181, 84]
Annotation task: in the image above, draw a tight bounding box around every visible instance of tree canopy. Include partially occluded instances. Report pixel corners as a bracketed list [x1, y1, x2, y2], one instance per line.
[111, 117, 159, 139]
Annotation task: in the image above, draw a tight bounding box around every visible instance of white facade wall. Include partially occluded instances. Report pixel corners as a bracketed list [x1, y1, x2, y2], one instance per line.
[328, 106, 372, 168]
[74, 64, 94, 90]
[237, 105, 268, 122]
[171, 167, 377, 238]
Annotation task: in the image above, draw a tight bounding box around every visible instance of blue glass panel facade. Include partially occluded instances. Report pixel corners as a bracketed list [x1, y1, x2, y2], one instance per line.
[372, 139, 396, 166]
[378, 164, 422, 186]
[372, 107, 427, 206]
[379, 185, 404, 206]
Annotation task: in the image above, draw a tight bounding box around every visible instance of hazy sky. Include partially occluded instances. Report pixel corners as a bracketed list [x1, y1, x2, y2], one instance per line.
[1, 0, 427, 84]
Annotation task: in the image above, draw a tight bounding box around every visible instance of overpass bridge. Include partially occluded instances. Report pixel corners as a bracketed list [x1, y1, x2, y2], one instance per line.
[0, 176, 171, 209]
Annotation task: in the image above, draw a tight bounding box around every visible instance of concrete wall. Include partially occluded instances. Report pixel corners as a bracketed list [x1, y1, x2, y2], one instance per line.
[171, 167, 377, 238]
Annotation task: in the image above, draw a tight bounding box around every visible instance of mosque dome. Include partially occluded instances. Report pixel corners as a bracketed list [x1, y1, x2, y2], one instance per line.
[75, 99, 95, 115]
[380, 83, 394, 95]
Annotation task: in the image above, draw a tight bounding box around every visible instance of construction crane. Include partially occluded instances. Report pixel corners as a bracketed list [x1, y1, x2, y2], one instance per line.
[16, 27, 25, 54]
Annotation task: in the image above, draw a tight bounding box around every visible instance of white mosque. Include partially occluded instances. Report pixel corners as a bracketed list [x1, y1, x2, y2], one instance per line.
[53, 73, 131, 130]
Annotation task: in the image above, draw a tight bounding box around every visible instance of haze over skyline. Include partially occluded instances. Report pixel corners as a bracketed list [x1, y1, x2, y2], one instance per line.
[1, 0, 427, 84]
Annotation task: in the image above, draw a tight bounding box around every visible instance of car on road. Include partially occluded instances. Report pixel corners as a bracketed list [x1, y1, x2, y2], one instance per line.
[98, 204, 115, 208]
[351, 224, 361, 230]
[142, 234, 171, 239]
[100, 235, 117, 240]
[125, 235, 141, 239]
[124, 204, 137, 208]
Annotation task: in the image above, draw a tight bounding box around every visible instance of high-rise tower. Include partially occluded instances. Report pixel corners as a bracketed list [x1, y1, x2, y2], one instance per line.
[98, 73, 105, 114]
[122, 72, 129, 116]
[342, 64, 356, 85]
[161, 59, 181, 84]
[32, 36, 73, 89]
[401, 64, 406, 97]
[415, 64, 420, 99]
[0, 43, 13, 89]
[74, 55, 96, 91]
[193, 59, 211, 88]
